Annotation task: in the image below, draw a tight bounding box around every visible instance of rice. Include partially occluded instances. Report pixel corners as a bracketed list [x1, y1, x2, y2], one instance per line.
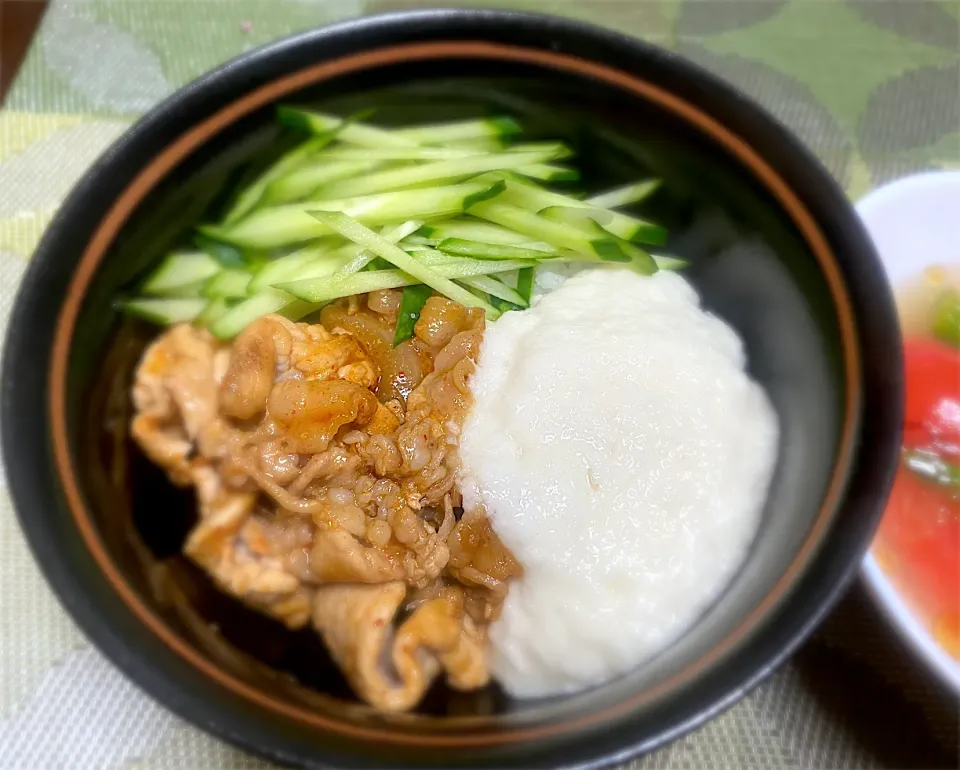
[458, 269, 779, 697]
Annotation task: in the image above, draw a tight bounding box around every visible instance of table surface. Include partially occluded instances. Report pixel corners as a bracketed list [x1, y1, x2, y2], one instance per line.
[0, 1, 958, 768]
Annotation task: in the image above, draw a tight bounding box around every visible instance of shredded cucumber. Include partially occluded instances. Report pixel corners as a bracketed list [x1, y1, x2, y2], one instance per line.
[515, 164, 579, 182]
[247, 243, 330, 293]
[538, 204, 667, 246]
[278, 256, 534, 305]
[499, 178, 668, 244]
[224, 133, 337, 224]
[393, 117, 521, 144]
[193, 233, 251, 268]
[142, 252, 221, 295]
[379, 219, 426, 247]
[195, 296, 231, 327]
[513, 142, 574, 160]
[585, 179, 661, 209]
[304, 211, 498, 315]
[315, 149, 559, 199]
[268, 222, 423, 287]
[202, 181, 498, 249]
[443, 137, 508, 152]
[458, 274, 528, 307]
[437, 238, 559, 261]
[208, 291, 318, 340]
[323, 146, 481, 161]
[203, 268, 251, 299]
[149, 278, 209, 298]
[277, 107, 417, 148]
[125, 109, 674, 337]
[419, 219, 551, 249]
[264, 159, 381, 206]
[467, 199, 623, 260]
[123, 297, 207, 325]
[652, 254, 689, 271]
[398, 235, 438, 248]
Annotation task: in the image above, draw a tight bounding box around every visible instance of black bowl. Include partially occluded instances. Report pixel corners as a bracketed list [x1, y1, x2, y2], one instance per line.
[1, 9, 902, 770]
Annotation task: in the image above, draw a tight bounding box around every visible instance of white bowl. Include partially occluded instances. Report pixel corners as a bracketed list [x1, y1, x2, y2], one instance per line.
[856, 170, 960, 694]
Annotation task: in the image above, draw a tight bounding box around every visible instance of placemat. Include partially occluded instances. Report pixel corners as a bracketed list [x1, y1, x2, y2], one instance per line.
[0, 1, 958, 768]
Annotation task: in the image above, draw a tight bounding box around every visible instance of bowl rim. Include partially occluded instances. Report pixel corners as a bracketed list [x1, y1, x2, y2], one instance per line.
[862, 555, 960, 693]
[1, 8, 902, 768]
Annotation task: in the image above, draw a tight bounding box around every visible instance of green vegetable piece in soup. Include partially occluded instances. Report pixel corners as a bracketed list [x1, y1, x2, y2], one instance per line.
[933, 290, 960, 348]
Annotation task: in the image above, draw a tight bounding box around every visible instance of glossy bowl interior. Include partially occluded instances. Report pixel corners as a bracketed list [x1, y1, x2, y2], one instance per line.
[1, 10, 902, 769]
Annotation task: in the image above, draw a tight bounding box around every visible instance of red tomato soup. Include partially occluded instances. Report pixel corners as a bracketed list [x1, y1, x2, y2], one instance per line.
[874, 265, 960, 658]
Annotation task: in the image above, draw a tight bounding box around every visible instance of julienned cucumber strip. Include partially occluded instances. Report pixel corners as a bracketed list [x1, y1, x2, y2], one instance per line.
[437, 238, 559, 261]
[463, 181, 507, 209]
[196, 296, 231, 327]
[321, 142, 567, 162]
[303, 211, 498, 315]
[515, 266, 535, 303]
[535, 216, 656, 274]
[404, 247, 529, 269]
[224, 133, 336, 224]
[316, 222, 422, 277]
[323, 146, 483, 161]
[277, 256, 535, 304]
[316, 149, 559, 199]
[497, 178, 667, 244]
[201, 181, 498, 249]
[652, 255, 689, 270]
[142, 252, 221, 295]
[399, 235, 438, 248]
[419, 219, 552, 249]
[513, 142, 575, 160]
[538, 204, 667, 245]
[208, 291, 318, 340]
[203, 268, 251, 298]
[247, 244, 329, 293]
[263, 159, 381, 206]
[134, 111, 675, 337]
[361, 244, 662, 274]
[393, 284, 434, 346]
[123, 297, 207, 325]
[380, 219, 426, 246]
[585, 180, 662, 209]
[193, 233, 251, 268]
[614, 240, 658, 275]
[276, 106, 418, 148]
[458, 274, 528, 307]
[496, 172, 664, 240]
[270, 221, 423, 287]
[160, 279, 211, 298]
[444, 137, 508, 152]
[467, 199, 623, 260]
[285, 251, 364, 284]
[393, 117, 521, 144]
[515, 164, 579, 182]
[249, 225, 414, 294]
